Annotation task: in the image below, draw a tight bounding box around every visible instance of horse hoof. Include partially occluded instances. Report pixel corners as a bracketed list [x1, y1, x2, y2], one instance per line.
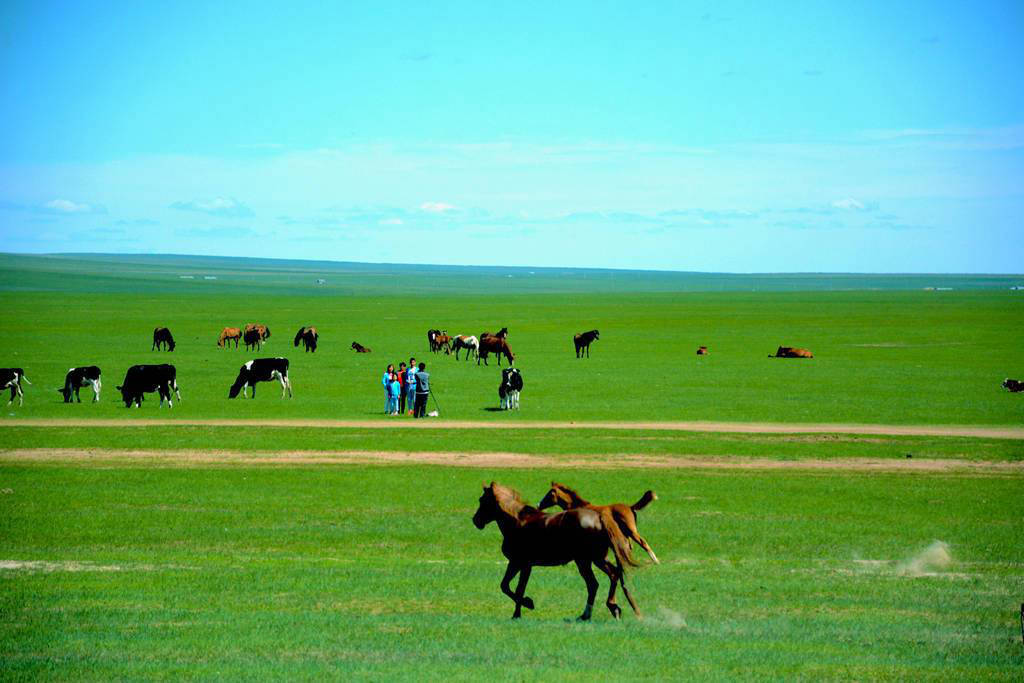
[521, 597, 534, 610]
[576, 614, 591, 622]
[608, 605, 622, 619]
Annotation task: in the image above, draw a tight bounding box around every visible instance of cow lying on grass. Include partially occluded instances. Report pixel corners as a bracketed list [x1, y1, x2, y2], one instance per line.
[1003, 378, 1024, 393]
[117, 364, 180, 408]
[229, 358, 293, 399]
[1, 368, 31, 406]
[59, 366, 102, 403]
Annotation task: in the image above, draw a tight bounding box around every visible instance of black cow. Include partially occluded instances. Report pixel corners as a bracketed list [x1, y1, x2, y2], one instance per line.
[499, 367, 523, 410]
[0, 368, 31, 406]
[1003, 378, 1024, 393]
[59, 366, 102, 403]
[229, 358, 293, 399]
[116, 364, 181, 408]
[152, 327, 176, 351]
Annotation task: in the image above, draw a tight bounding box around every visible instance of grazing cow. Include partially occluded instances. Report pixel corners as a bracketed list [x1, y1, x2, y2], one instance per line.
[770, 346, 814, 358]
[294, 326, 318, 353]
[696, 346, 708, 355]
[59, 366, 102, 403]
[351, 341, 372, 353]
[499, 367, 523, 410]
[452, 335, 479, 360]
[0, 368, 31, 406]
[478, 335, 514, 366]
[116, 364, 180, 408]
[218, 327, 242, 348]
[574, 330, 600, 358]
[229, 358, 293, 399]
[243, 328, 263, 351]
[152, 327, 176, 351]
[1003, 378, 1024, 393]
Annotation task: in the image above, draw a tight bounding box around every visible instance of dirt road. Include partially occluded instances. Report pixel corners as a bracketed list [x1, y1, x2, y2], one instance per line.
[2, 418, 1022, 439]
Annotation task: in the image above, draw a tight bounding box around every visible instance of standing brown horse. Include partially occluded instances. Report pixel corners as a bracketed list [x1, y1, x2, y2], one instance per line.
[477, 335, 514, 366]
[218, 327, 242, 348]
[472, 482, 640, 620]
[538, 482, 659, 564]
[293, 326, 318, 353]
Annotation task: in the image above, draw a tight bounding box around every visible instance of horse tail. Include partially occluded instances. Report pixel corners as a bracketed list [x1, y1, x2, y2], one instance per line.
[601, 509, 639, 569]
[631, 490, 657, 513]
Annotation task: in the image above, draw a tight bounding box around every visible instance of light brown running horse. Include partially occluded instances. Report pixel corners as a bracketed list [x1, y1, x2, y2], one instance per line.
[538, 482, 659, 565]
[472, 481, 640, 620]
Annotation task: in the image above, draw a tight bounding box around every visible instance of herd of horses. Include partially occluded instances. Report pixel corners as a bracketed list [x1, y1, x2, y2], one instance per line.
[474, 480, 659, 620]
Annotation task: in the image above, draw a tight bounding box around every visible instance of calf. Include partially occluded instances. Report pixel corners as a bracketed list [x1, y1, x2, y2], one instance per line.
[0, 368, 31, 406]
[770, 346, 813, 358]
[696, 346, 708, 355]
[498, 367, 523, 410]
[351, 342, 371, 353]
[229, 358, 293, 399]
[116, 364, 181, 408]
[59, 366, 102, 403]
[152, 327, 176, 351]
[1003, 378, 1024, 393]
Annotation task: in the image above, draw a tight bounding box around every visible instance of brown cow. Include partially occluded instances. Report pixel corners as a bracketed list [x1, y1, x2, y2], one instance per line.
[351, 342, 371, 353]
[218, 327, 242, 348]
[478, 335, 514, 366]
[770, 346, 813, 358]
[696, 346, 708, 355]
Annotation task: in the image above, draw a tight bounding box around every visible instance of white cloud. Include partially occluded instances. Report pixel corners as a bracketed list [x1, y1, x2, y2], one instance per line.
[831, 198, 866, 211]
[170, 197, 254, 218]
[43, 198, 103, 214]
[420, 201, 456, 213]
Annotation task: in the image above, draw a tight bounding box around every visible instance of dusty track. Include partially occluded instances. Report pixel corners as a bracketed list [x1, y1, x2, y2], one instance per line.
[2, 418, 1023, 439]
[1, 448, 1021, 473]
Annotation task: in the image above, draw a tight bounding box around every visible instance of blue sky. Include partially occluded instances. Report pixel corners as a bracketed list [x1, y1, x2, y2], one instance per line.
[1, 1, 1022, 272]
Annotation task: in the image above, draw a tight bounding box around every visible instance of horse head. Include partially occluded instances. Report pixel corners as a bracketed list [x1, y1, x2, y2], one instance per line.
[537, 482, 572, 511]
[472, 482, 499, 529]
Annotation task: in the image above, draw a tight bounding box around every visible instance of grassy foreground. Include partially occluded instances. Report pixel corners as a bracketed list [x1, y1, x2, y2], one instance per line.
[1, 459, 1022, 679]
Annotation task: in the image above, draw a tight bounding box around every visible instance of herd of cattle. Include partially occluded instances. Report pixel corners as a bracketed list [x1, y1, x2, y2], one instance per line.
[3, 325, 1022, 408]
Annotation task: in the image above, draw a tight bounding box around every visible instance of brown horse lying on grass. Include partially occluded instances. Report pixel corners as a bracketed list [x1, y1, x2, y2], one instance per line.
[538, 482, 659, 564]
[473, 481, 640, 620]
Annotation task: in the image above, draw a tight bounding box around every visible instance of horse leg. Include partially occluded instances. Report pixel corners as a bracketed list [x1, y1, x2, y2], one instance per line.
[617, 566, 641, 617]
[595, 558, 622, 619]
[575, 558, 599, 621]
[617, 511, 659, 564]
[512, 565, 533, 618]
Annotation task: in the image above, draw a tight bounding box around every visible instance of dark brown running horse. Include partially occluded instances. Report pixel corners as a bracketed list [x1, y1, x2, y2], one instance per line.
[472, 481, 639, 620]
[538, 482, 659, 564]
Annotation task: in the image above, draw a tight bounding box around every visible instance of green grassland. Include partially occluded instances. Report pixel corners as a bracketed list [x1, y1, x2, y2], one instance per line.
[1, 254, 1022, 679]
[0, 254, 1022, 425]
[1, 460, 1022, 679]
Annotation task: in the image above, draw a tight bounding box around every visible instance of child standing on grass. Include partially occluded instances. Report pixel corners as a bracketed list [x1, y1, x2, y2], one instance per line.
[386, 371, 401, 415]
[397, 362, 407, 414]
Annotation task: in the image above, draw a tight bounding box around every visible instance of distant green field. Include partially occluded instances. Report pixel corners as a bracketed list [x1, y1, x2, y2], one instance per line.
[0, 253, 1021, 424]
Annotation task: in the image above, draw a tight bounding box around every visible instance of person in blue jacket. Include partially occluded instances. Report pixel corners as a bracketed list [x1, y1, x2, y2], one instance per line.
[405, 357, 418, 416]
[382, 363, 394, 413]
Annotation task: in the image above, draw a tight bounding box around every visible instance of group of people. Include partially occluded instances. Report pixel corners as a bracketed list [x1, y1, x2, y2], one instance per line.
[382, 357, 432, 418]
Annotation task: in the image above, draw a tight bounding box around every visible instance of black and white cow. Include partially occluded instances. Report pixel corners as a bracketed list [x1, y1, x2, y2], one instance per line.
[498, 367, 523, 410]
[116, 364, 181, 408]
[59, 366, 102, 403]
[1003, 378, 1024, 393]
[1, 368, 31, 406]
[229, 358, 293, 399]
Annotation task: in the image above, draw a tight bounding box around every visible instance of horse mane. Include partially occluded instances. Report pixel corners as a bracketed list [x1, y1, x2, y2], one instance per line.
[552, 481, 591, 507]
[491, 482, 538, 519]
